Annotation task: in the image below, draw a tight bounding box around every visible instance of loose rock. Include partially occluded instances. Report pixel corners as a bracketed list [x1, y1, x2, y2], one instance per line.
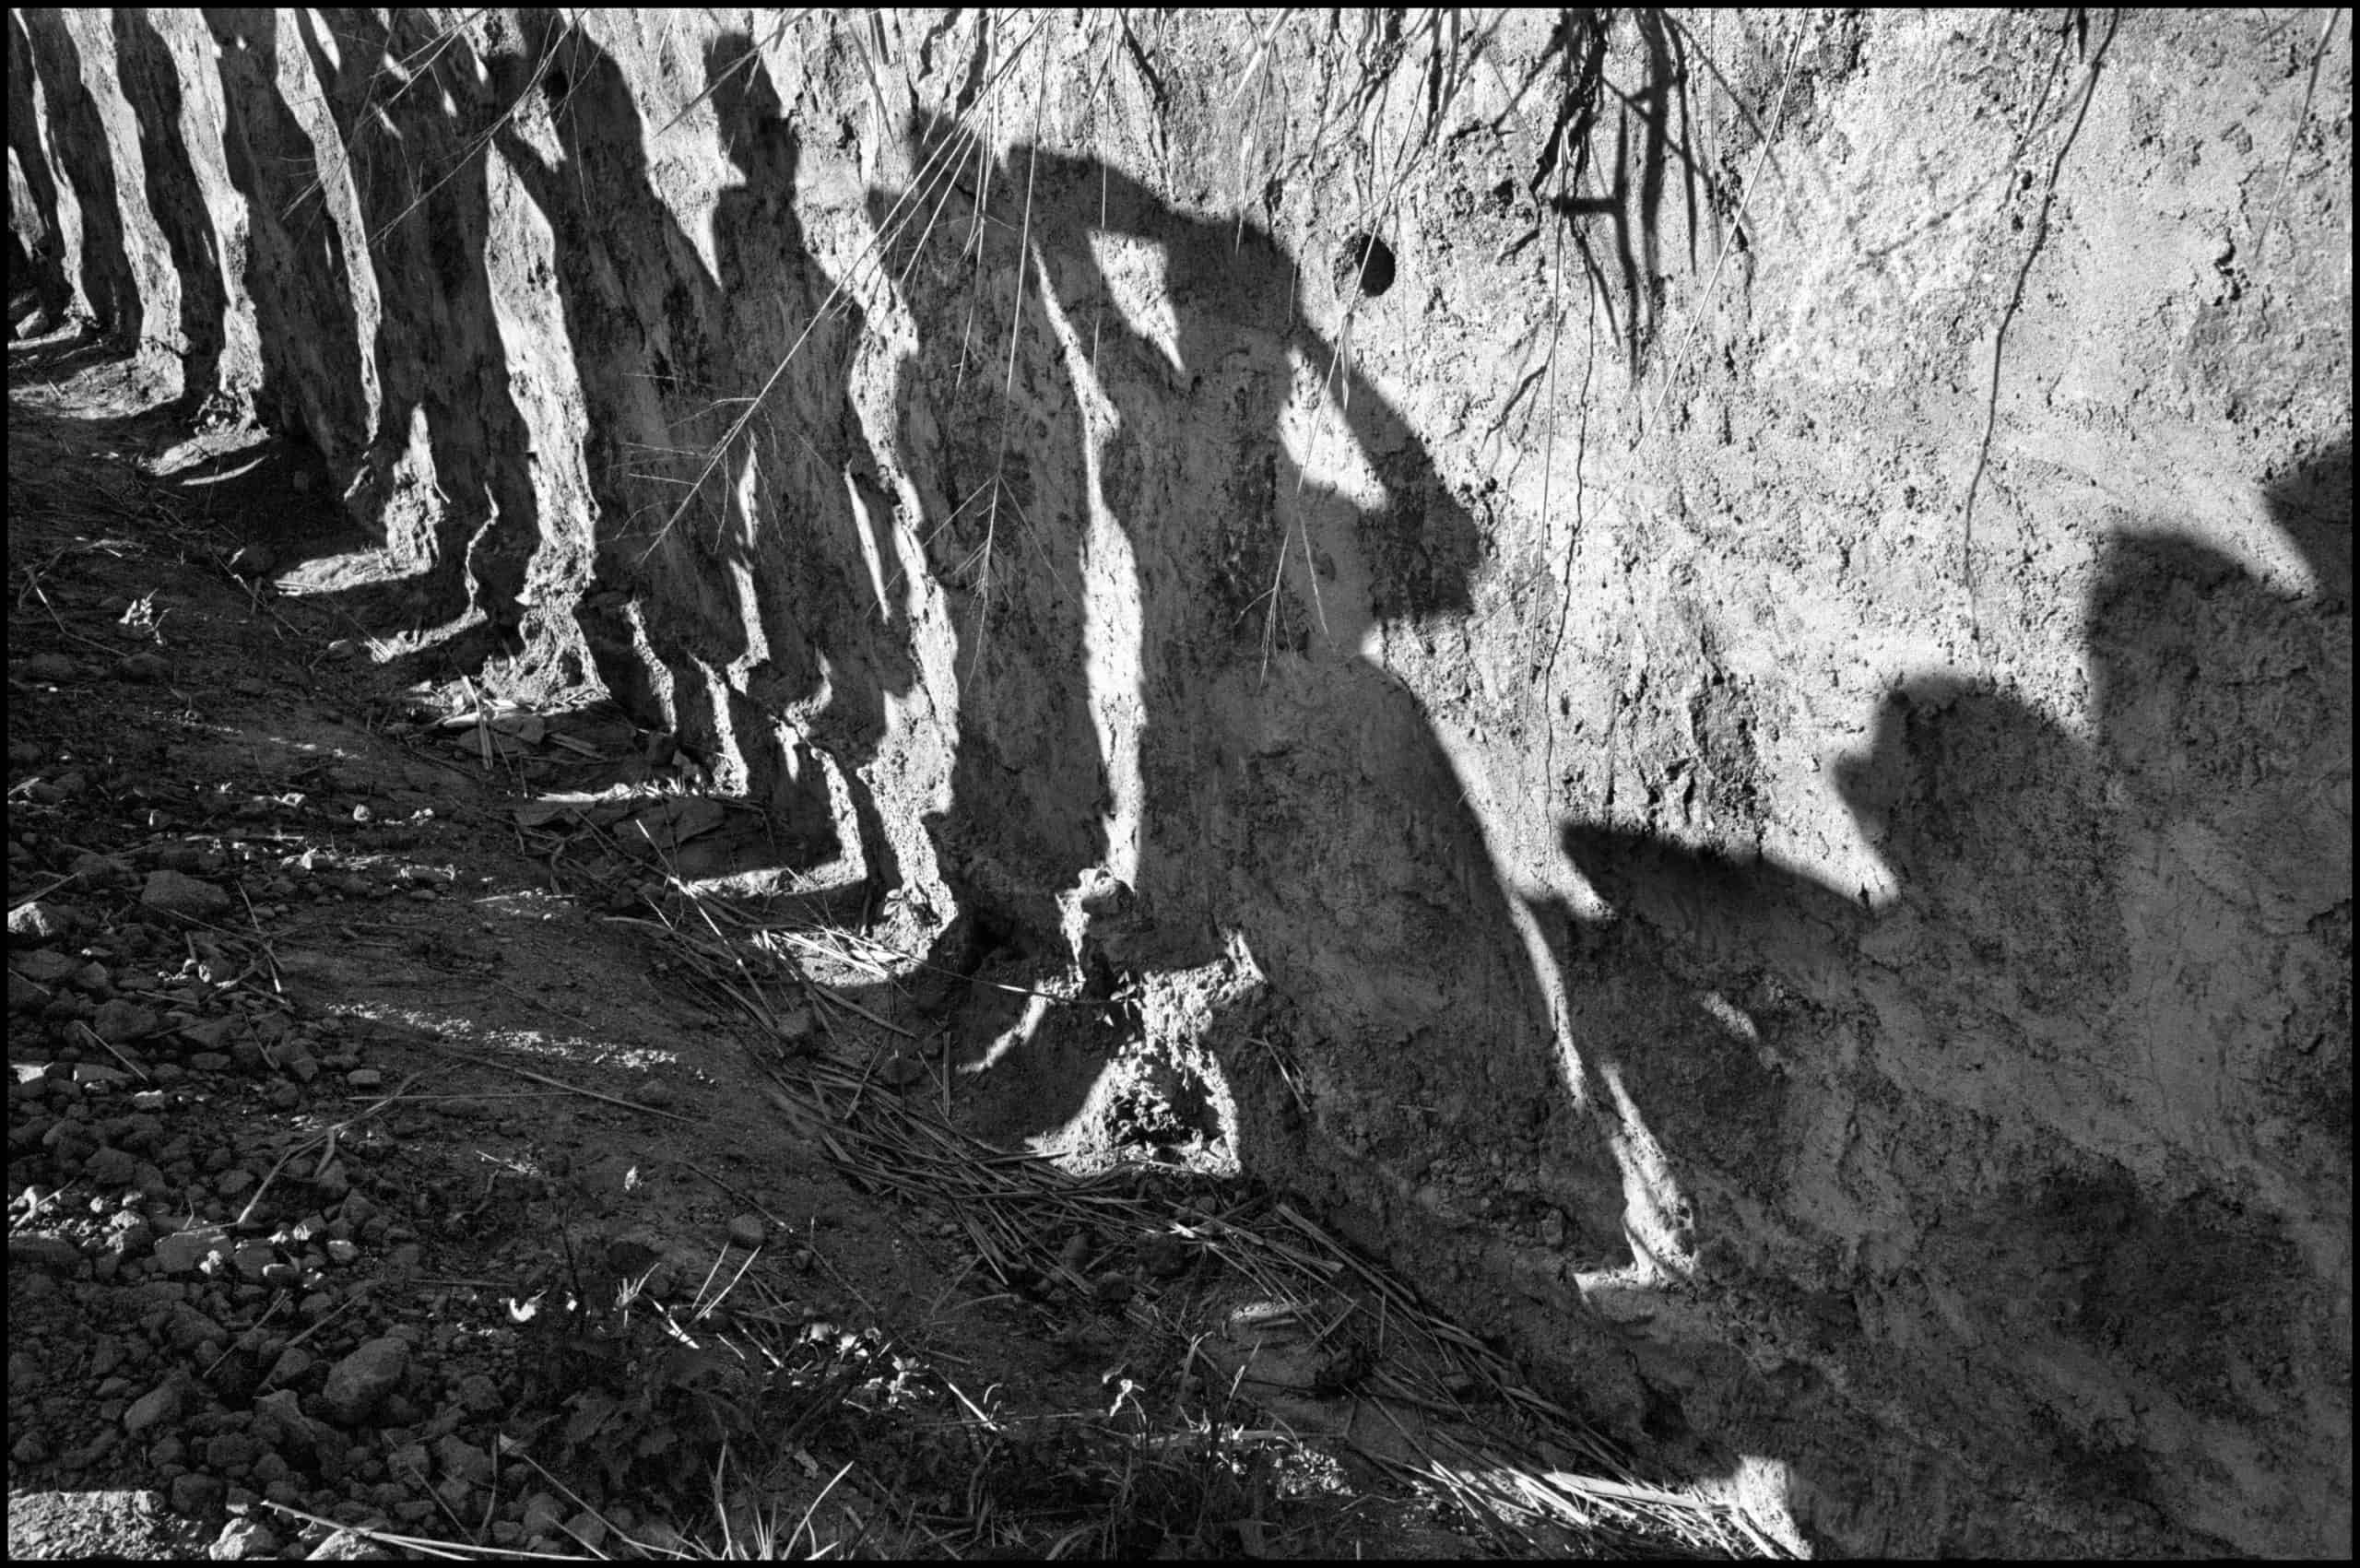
[14, 949, 80, 984]
[122, 1378, 184, 1435]
[8, 900, 75, 940]
[9, 1233, 82, 1272]
[141, 870, 232, 920]
[170, 1471, 226, 1515]
[318, 1338, 408, 1425]
[208, 1516, 281, 1559]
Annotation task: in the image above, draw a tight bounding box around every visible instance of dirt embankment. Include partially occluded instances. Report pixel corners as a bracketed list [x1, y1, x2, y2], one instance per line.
[11, 8, 2351, 1557]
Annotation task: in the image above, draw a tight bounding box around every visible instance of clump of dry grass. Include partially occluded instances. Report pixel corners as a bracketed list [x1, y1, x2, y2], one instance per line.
[700, 912, 1782, 1557]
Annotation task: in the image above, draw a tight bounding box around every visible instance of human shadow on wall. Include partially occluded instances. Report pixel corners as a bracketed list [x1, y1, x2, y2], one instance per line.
[701, 33, 916, 901]
[1551, 438, 2352, 1510]
[199, 11, 368, 477]
[111, 10, 225, 416]
[6, 10, 77, 332]
[6, 13, 365, 559]
[492, 26, 913, 893]
[15, 11, 140, 346]
[287, 9, 537, 659]
[866, 115, 1565, 1198]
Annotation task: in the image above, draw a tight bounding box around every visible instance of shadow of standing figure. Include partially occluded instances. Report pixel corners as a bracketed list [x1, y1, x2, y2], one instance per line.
[292, 8, 536, 654]
[703, 34, 916, 904]
[488, 24, 726, 763]
[111, 10, 226, 415]
[495, 26, 913, 892]
[869, 114, 1555, 1185]
[5, 11, 77, 331]
[16, 11, 140, 343]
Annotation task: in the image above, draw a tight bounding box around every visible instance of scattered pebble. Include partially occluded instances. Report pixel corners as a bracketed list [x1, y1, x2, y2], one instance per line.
[139, 869, 231, 920]
[9, 1234, 82, 1272]
[317, 1338, 409, 1426]
[7, 900, 74, 940]
[1139, 1234, 1189, 1279]
[122, 1379, 183, 1435]
[114, 653, 170, 683]
[21, 653, 77, 683]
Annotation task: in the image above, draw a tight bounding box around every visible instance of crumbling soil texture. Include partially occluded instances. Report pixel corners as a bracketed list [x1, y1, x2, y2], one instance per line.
[10, 6, 2353, 1559]
[8, 399, 1780, 1561]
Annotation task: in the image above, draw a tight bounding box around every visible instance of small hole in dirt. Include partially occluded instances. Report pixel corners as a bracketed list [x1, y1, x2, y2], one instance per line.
[1335, 233, 1396, 300]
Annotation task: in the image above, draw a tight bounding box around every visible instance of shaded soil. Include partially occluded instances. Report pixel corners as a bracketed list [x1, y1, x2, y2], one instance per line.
[6, 337, 1776, 1559]
[9, 8, 2346, 1557]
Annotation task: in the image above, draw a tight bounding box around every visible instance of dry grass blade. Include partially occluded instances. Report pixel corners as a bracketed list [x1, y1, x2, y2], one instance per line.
[2251, 7, 2341, 267]
[436, 1048, 695, 1123]
[233, 1068, 434, 1227]
[644, 8, 1053, 562]
[70, 1019, 152, 1083]
[735, 1031, 1764, 1553]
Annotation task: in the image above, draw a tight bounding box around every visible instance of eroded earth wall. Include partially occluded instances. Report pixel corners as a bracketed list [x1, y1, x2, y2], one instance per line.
[11, 8, 2351, 1556]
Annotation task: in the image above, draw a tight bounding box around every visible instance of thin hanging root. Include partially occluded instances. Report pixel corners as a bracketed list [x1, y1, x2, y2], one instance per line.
[1958, 10, 2118, 635]
[1634, 21, 1804, 446]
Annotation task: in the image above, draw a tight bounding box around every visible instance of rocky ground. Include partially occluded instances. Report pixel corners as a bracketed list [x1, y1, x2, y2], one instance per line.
[5, 334, 1785, 1560]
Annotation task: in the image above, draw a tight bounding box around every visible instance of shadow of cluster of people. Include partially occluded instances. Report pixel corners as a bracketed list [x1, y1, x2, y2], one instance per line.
[14, 13, 918, 892]
[11, 11, 2350, 1542]
[1561, 438, 2350, 1209]
[1554, 438, 2351, 1538]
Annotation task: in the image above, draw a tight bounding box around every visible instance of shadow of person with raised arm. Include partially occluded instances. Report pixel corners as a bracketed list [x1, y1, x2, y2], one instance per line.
[868, 114, 1560, 1202]
[288, 9, 537, 659]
